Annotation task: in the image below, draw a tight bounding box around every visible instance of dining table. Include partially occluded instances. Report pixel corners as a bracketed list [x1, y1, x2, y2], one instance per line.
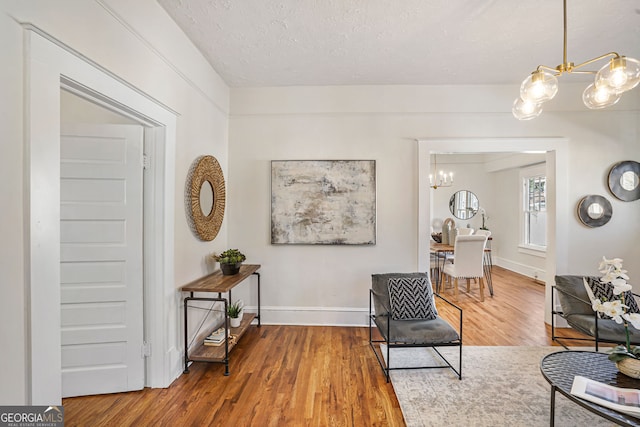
[430, 240, 494, 297]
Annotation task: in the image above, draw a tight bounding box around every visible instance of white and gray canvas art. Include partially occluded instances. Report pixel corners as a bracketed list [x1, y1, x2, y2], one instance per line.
[271, 160, 376, 245]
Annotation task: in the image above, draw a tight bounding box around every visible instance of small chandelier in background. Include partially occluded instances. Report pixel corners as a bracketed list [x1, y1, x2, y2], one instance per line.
[429, 154, 453, 189]
[513, 0, 640, 120]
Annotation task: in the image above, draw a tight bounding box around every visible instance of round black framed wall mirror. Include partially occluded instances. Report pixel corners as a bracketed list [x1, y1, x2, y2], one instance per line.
[608, 160, 640, 202]
[577, 194, 612, 228]
[449, 190, 479, 220]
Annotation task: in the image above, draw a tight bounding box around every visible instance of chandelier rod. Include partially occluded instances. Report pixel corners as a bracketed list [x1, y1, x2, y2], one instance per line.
[538, 0, 621, 75]
[563, 0, 567, 68]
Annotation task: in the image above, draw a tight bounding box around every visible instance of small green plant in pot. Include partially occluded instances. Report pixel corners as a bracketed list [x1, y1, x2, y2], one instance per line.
[211, 249, 246, 275]
[227, 300, 244, 328]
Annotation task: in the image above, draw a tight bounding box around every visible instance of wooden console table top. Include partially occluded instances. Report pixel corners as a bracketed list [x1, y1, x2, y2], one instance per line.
[181, 264, 261, 294]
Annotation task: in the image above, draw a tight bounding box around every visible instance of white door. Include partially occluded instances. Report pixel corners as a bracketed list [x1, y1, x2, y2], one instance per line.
[60, 124, 145, 397]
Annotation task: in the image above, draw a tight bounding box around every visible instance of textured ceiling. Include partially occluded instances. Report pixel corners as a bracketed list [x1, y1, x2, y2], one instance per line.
[158, 0, 640, 87]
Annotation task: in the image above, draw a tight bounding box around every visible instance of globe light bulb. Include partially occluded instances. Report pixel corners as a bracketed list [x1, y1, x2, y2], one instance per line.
[609, 68, 628, 89]
[512, 97, 543, 120]
[596, 57, 640, 94]
[524, 101, 537, 114]
[520, 71, 558, 103]
[594, 86, 611, 103]
[528, 81, 546, 100]
[582, 82, 621, 109]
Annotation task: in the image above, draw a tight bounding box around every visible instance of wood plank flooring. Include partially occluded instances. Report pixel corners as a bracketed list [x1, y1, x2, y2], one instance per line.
[62, 266, 591, 426]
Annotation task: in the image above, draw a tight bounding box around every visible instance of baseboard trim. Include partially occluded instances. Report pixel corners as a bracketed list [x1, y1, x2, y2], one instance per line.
[494, 257, 546, 282]
[254, 306, 369, 327]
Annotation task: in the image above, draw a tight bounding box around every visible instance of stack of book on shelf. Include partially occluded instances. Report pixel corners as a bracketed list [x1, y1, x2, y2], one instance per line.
[204, 327, 227, 347]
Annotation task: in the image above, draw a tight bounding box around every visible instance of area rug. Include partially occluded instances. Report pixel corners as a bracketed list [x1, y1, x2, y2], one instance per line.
[383, 345, 615, 427]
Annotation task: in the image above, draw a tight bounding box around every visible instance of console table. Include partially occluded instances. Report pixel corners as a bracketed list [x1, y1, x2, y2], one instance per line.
[181, 264, 261, 376]
[540, 350, 640, 426]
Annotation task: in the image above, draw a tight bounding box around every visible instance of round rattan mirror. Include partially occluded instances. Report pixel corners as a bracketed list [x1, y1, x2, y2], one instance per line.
[186, 155, 226, 241]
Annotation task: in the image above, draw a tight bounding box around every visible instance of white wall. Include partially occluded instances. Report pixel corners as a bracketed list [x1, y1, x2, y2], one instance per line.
[490, 166, 547, 278]
[229, 85, 640, 326]
[0, 7, 27, 406]
[429, 155, 490, 231]
[0, 0, 230, 404]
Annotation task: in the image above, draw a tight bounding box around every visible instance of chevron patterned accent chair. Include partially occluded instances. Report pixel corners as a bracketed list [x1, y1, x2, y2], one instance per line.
[552, 275, 640, 350]
[369, 272, 462, 382]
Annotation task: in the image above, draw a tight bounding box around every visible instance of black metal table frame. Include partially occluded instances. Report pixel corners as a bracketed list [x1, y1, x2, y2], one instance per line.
[541, 350, 640, 427]
[183, 272, 260, 376]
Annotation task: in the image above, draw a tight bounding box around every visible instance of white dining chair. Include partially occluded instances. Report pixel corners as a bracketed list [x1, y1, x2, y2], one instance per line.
[457, 228, 474, 236]
[441, 235, 488, 301]
[474, 230, 493, 289]
[442, 227, 474, 265]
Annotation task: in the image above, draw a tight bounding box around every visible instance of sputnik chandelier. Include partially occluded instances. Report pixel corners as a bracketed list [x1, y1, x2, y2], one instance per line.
[512, 0, 640, 120]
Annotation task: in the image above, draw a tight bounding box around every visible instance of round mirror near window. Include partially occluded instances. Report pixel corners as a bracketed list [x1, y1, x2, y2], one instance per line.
[587, 202, 604, 219]
[608, 160, 640, 202]
[577, 195, 612, 228]
[448, 190, 479, 220]
[621, 171, 639, 192]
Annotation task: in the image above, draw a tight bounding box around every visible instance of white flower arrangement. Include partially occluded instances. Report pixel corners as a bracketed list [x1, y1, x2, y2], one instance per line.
[479, 207, 489, 230]
[587, 257, 640, 361]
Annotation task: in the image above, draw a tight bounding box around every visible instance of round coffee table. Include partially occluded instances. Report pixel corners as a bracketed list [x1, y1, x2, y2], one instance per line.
[541, 350, 640, 426]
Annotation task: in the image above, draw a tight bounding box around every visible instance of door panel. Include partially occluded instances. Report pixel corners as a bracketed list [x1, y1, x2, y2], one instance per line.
[60, 123, 144, 397]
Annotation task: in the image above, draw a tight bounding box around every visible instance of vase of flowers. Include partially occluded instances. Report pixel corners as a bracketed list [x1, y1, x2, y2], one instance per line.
[479, 208, 489, 231]
[588, 257, 640, 378]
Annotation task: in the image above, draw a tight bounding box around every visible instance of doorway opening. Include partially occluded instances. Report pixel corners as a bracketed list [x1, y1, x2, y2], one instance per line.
[417, 138, 569, 325]
[26, 28, 177, 404]
[60, 91, 147, 397]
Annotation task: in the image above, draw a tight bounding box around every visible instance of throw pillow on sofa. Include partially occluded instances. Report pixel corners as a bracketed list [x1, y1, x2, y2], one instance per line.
[583, 276, 640, 318]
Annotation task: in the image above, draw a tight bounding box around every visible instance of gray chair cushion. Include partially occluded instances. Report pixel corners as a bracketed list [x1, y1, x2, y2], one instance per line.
[565, 314, 640, 345]
[374, 315, 460, 344]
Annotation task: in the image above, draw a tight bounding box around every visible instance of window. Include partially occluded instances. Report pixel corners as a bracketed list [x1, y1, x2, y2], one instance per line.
[521, 165, 546, 251]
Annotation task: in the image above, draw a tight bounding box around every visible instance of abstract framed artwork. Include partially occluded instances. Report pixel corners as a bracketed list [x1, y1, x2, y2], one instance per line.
[271, 160, 376, 245]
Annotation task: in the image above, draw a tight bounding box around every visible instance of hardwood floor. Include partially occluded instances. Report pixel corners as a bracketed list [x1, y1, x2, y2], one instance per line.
[62, 266, 591, 426]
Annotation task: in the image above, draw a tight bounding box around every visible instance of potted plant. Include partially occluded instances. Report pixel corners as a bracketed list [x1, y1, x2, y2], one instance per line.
[211, 249, 246, 275]
[227, 300, 244, 328]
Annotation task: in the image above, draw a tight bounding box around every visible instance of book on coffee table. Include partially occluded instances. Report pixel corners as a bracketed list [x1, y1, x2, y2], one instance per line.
[571, 375, 640, 417]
